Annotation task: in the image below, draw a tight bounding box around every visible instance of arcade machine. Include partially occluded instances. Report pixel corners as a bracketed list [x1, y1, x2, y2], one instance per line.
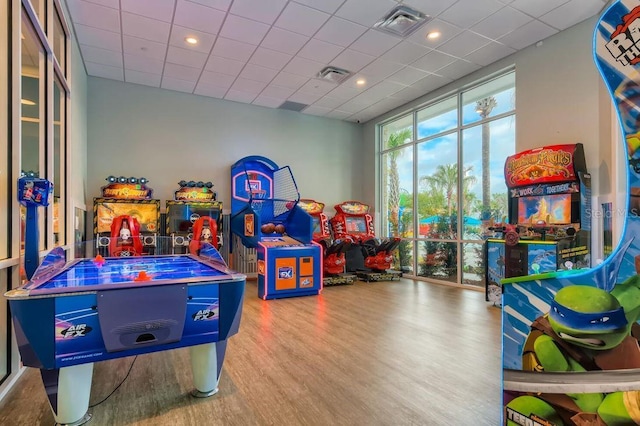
[484, 143, 591, 305]
[298, 199, 356, 286]
[93, 176, 160, 257]
[330, 201, 402, 282]
[501, 3, 640, 424]
[230, 156, 322, 300]
[165, 180, 223, 255]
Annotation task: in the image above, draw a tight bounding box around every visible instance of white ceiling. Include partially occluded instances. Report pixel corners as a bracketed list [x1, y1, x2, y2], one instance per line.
[64, 0, 608, 123]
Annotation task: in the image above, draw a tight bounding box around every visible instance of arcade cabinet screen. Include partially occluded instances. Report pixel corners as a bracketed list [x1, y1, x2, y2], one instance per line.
[95, 201, 159, 233]
[166, 204, 221, 234]
[517, 194, 572, 224]
[312, 217, 321, 234]
[345, 216, 367, 234]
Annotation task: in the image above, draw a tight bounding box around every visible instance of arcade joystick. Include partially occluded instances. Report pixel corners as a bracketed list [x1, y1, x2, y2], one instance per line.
[134, 271, 152, 282]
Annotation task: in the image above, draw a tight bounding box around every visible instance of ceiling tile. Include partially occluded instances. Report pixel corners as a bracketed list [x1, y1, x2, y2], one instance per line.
[166, 45, 208, 69]
[297, 79, 336, 96]
[220, 15, 271, 45]
[261, 27, 309, 54]
[185, 0, 232, 12]
[350, 29, 402, 57]
[498, 20, 558, 50]
[240, 64, 280, 83]
[80, 44, 123, 68]
[325, 110, 352, 120]
[199, 70, 236, 88]
[288, 91, 322, 105]
[336, 97, 369, 114]
[386, 66, 431, 86]
[66, 0, 120, 33]
[282, 56, 326, 78]
[230, 0, 288, 25]
[205, 55, 245, 75]
[315, 17, 368, 47]
[407, 19, 462, 48]
[326, 83, 366, 101]
[123, 35, 167, 60]
[539, 0, 605, 31]
[85, 61, 124, 80]
[231, 78, 268, 94]
[252, 95, 286, 108]
[311, 96, 345, 109]
[335, 0, 398, 27]
[249, 47, 292, 70]
[410, 50, 456, 72]
[121, 0, 176, 22]
[274, 2, 330, 36]
[509, 0, 570, 18]
[169, 26, 217, 53]
[260, 85, 297, 98]
[303, 105, 332, 116]
[225, 89, 258, 103]
[125, 69, 162, 87]
[436, 31, 491, 58]
[331, 49, 376, 73]
[175, 0, 226, 34]
[464, 41, 516, 66]
[359, 58, 404, 79]
[164, 62, 202, 81]
[439, 0, 504, 28]
[74, 24, 122, 51]
[297, 39, 344, 63]
[292, 0, 345, 14]
[82, 0, 119, 8]
[194, 82, 228, 98]
[350, 72, 385, 87]
[122, 12, 171, 43]
[212, 37, 257, 62]
[161, 76, 197, 93]
[379, 41, 431, 65]
[435, 59, 481, 80]
[124, 53, 165, 74]
[398, 0, 457, 17]
[271, 71, 309, 89]
[471, 6, 533, 40]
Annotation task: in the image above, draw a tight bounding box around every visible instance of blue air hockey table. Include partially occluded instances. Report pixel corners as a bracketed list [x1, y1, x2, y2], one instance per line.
[5, 245, 245, 425]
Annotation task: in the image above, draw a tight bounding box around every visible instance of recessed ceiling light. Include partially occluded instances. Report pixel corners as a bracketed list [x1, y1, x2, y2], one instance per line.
[356, 79, 366, 86]
[426, 31, 441, 40]
[21, 99, 36, 106]
[185, 37, 198, 45]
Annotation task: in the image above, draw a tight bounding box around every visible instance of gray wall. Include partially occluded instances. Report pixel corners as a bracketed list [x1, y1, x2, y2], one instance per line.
[87, 78, 364, 215]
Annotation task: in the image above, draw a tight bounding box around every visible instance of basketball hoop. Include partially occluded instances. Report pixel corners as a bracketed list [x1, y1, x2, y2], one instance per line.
[250, 189, 267, 200]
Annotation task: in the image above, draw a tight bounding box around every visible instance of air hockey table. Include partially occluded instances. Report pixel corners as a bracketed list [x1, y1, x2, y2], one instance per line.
[5, 245, 245, 426]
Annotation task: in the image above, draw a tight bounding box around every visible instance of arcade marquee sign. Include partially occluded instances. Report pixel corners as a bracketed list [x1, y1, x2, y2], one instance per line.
[606, 5, 640, 66]
[504, 144, 583, 188]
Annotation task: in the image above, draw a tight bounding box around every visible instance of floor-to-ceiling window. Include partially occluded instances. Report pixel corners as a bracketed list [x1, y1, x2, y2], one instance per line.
[380, 71, 515, 288]
[0, 0, 70, 388]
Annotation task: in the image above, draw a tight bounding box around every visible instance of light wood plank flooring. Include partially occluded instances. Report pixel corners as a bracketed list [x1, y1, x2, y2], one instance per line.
[0, 278, 501, 425]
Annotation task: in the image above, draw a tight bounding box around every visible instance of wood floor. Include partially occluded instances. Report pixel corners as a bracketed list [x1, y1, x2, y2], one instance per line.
[0, 279, 501, 426]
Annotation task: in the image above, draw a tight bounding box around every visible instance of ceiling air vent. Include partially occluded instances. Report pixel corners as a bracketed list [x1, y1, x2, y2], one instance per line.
[278, 101, 309, 112]
[374, 5, 429, 37]
[316, 66, 351, 84]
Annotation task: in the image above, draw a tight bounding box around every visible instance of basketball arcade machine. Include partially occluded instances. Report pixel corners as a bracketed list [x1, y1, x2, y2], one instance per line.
[230, 156, 322, 300]
[330, 201, 402, 282]
[94, 176, 160, 257]
[298, 199, 356, 286]
[165, 180, 223, 255]
[485, 144, 591, 305]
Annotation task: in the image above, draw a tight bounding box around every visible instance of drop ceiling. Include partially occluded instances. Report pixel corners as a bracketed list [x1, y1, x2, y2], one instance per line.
[64, 0, 608, 123]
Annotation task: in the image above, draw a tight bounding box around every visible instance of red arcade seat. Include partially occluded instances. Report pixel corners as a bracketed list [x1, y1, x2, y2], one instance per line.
[189, 216, 218, 255]
[109, 215, 143, 257]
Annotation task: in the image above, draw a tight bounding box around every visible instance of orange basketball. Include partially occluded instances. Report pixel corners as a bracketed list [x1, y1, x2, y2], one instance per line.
[261, 223, 275, 234]
[274, 224, 285, 234]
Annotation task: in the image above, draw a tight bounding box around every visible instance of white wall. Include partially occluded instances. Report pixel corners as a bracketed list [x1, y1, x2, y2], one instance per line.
[87, 78, 364, 216]
[363, 17, 615, 220]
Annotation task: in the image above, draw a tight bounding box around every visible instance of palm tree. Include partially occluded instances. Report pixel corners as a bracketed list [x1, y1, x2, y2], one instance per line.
[476, 96, 497, 215]
[386, 129, 412, 236]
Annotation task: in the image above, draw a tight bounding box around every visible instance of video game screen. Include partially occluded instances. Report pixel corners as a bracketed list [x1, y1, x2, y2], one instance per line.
[345, 216, 367, 234]
[312, 217, 321, 234]
[166, 203, 222, 234]
[517, 194, 572, 224]
[95, 200, 160, 233]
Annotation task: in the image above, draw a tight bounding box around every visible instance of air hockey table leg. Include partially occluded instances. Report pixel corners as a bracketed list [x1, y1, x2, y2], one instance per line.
[189, 340, 228, 398]
[41, 363, 94, 425]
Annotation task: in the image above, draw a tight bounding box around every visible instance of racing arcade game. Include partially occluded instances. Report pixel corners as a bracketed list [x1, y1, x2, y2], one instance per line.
[330, 201, 401, 282]
[298, 199, 355, 286]
[230, 156, 322, 300]
[485, 144, 591, 305]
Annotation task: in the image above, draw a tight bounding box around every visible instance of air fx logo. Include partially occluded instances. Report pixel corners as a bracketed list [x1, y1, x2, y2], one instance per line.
[278, 266, 293, 279]
[193, 309, 217, 321]
[606, 6, 640, 66]
[60, 324, 92, 338]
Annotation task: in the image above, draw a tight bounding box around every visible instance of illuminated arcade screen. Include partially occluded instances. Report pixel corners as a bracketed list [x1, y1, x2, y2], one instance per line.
[517, 194, 572, 224]
[166, 203, 222, 234]
[95, 201, 159, 233]
[345, 216, 367, 234]
[312, 217, 321, 234]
